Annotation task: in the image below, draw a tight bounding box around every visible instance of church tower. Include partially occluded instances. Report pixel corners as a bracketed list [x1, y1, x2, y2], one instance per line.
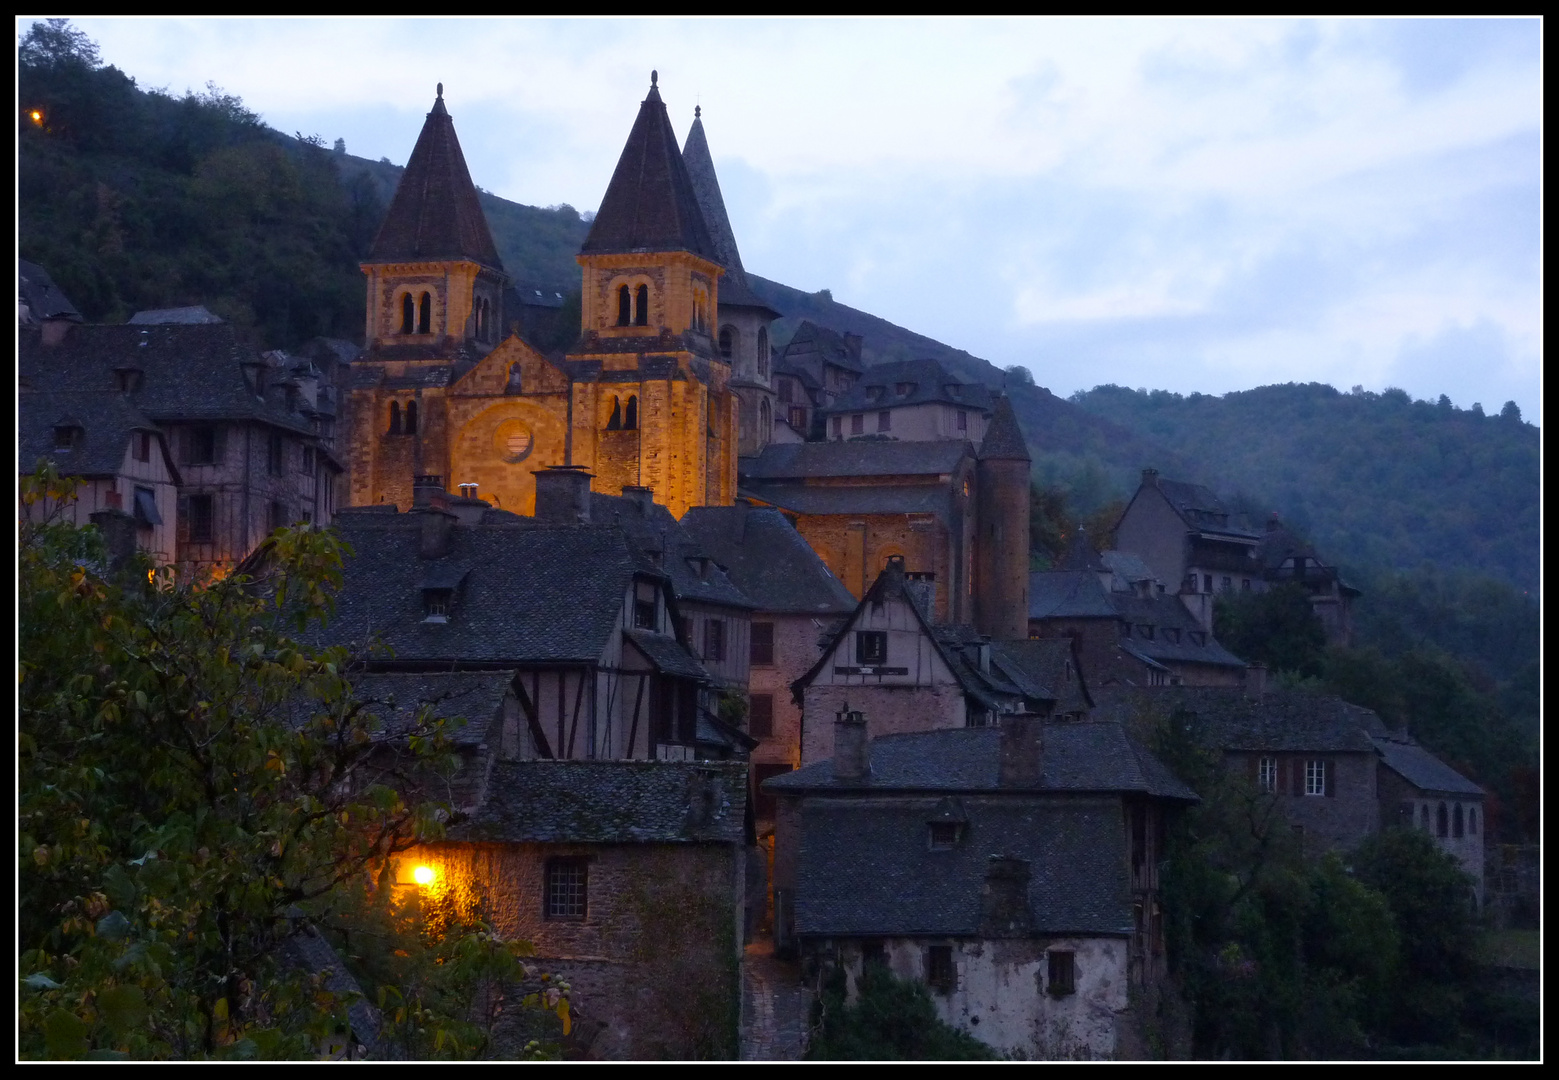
[974, 394, 1031, 639]
[682, 107, 781, 458]
[351, 84, 509, 511]
[567, 72, 738, 516]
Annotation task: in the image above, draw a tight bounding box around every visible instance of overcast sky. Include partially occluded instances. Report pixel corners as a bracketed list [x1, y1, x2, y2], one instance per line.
[52, 17, 1543, 422]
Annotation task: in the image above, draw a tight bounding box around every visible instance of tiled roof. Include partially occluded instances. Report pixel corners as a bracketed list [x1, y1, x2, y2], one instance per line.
[1028, 571, 1117, 619]
[588, 492, 751, 609]
[737, 483, 951, 519]
[450, 760, 747, 844]
[581, 76, 718, 260]
[739, 439, 971, 481]
[680, 505, 858, 614]
[346, 670, 514, 746]
[793, 797, 1134, 937]
[280, 924, 384, 1057]
[1099, 550, 1154, 584]
[779, 321, 864, 373]
[990, 639, 1091, 714]
[18, 259, 81, 322]
[1144, 474, 1262, 540]
[18, 324, 318, 435]
[1111, 594, 1247, 669]
[19, 390, 166, 479]
[1091, 686, 1390, 753]
[978, 394, 1030, 461]
[625, 628, 709, 679]
[1372, 734, 1484, 796]
[681, 112, 780, 318]
[766, 722, 1197, 801]
[367, 88, 503, 270]
[821, 358, 992, 415]
[128, 305, 222, 325]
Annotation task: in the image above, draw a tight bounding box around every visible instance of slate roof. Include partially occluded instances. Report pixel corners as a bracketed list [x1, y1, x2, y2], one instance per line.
[1056, 531, 1108, 573]
[346, 670, 514, 745]
[18, 323, 318, 435]
[990, 639, 1092, 714]
[680, 504, 858, 614]
[128, 305, 223, 325]
[626, 628, 709, 679]
[1091, 686, 1391, 753]
[1028, 571, 1118, 619]
[766, 723, 1197, 801]
[1112, 594, 1247, 669]
[280, 924, 384, 1057]
[794, 797, 1134, 937]
[19, 390, 170, 479]
[450, 760, 747, 844]
[1372, 734, 1484, 796]
[822, 358, 993, 416]
[588, 491, 751, 610]
[681, 111, 779, 317]
[581, 75, 718, 261]
[739, 439, 971, 481]
[367, 87, 503, 271]
[779, 321, 865, 374]
[1100, 550, 1154, 585]
[978, 393, 1030, 461]
[315, 513, 645, 665]
[18, 259, 82, 322]
[1141, 473, 1262, 540]
[737, 483, 951, 520]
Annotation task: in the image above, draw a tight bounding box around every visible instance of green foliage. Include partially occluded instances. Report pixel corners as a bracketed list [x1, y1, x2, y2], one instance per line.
[807, 963, 997, 1061]
[1214, 583, 1327, 678]
[1028, 482, 1125, 569]
[17, 467, 557, 1059]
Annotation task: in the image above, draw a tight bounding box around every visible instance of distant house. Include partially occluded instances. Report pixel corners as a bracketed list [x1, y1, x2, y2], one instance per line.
[819, 357, 993, 445]
[1373, 732, 1486, 904]
[770, 320, 865, 440]
[765, 715, 1197, 1059]
[1254, 513, 1360, 645]
[18, 258, 82, 331]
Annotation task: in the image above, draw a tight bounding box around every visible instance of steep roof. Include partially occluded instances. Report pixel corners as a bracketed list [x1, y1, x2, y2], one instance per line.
[739, 439, 971, 481]
[822, 358, 993, 416]
[18, 259, 82, 322]
[978, 393, 1030, 461]
[681, 110, 779, 317]
[449, 760, 747, 844]
[990, 639, 1092, 714]
[1091, 686, 1391, 753]
[581, 73, 718, 261]
[1028, 570, 1118, 619]
[345, 670, 514, 746]
[367, 86, 503, 270]
[588, 491, 751, 610]
[1136, 471, 1262, 540]
[1372, 734, 1484, 796]
[1112, 594, 1248, 669]
[19, 390, 170, 480]
[778, 320, 865, 374]
[680, 504, 858, 614]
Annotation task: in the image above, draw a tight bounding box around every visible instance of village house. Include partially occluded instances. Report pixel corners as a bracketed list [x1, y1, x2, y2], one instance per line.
[764, 712, 1197, 1059]
[820, 357, 993, 445]
[769, 320, 866, 441]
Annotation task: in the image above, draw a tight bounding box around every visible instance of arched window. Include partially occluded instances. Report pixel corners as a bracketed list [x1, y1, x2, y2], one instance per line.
[400, 294, 415, 335]
[606, 397, 622, 430]
[1468, 807, 1477, 834]
[634, 285, 649, 326]
[405, 400, 418, 435]
[617, 285, 632, 326]
[719, 326, 734, 360]
[1436, 802, 1448, 838]
[624, 395, 638, 430]
[757, 328, 769, 377]
[1453, 804, 1464, 838]
[418, 292, 431, 335]
[475, 297, 487, 339]
[388, 401, 402, 434]
[1420, 804, 1430, 831]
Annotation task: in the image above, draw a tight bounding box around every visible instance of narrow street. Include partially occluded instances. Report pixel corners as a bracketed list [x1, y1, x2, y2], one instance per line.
[740, 940, 809, 1061]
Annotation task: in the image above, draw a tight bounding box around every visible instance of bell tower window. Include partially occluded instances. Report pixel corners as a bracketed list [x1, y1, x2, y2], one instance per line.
[719, 326, 734, 360]
[625, 395, 638, 431]
[607, 397, 622, 431]
[400, 294, 415, 335]
[617, 285, 632, 326]
[388, 401, 402, 435]
[418, 292, 431, 335]
[404, 400, 418, 435]
[634, 285, 649, 326]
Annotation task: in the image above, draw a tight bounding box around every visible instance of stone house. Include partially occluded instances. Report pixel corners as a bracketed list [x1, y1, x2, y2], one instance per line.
[769, 320, 865, 440]
[820, 357, 993, 445]
[1255, 513, 1360, 645]
[764, 714, 1197, 1059]
[19, 389, 181, 564]
[19, 319, 342, 577]
[1373, 732, 1486, 904]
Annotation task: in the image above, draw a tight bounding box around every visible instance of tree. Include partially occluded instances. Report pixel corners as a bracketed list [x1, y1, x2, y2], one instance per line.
[1003, 363, 1035, 387]
[19, 17, 101, 69]
[1214, 583, 1326, 677]
[18, 469, 558, 1059]
[807, 962, 996, 1060]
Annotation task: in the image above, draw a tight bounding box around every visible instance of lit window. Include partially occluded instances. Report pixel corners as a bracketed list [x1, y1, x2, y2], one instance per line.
[1258, 757, 1277, 793]
[1305, 759, 1327, 796]
[545, 859, 587, 919]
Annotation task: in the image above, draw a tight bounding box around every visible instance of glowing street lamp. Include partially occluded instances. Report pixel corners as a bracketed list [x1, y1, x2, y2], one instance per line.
[413, 865, 436, 886]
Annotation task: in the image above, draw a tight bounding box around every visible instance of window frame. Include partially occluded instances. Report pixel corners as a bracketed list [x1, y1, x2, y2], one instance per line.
[633, 598, 657, 631]
[703, 619, 726, 662]
[1047, 949, 1076, 997]
[749, 693, 774, 738]
[1258, 756, 1277, 793]
[1304, 759, 1327, 797]
[855, 630, 888, 666]
[877, 409, 891, 432]
[750, 622, 775, 666]
[267, 431, 286, 477]
[851, 414, 864, 435]
[927, 822, 960, 851]
[544, 858, 588, 921]
[926, 944, 955, 994]
[187, 493, 215, 544]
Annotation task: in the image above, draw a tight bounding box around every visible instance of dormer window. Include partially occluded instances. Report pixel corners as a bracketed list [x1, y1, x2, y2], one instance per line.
[895, 382, 914, 397]
[928, 822, 962, 850]
[634, 598, 657, 630]
[114, 367, 143, 392]
[422, 589, 452, 623]
[1188, 631, 1206, 646]
[718, 326, 734, 359]
[53, 424, 81, 450]
[867, 386, 884, 402]
[947, 384, 962, 399]
[1137, 625, 1154, 640]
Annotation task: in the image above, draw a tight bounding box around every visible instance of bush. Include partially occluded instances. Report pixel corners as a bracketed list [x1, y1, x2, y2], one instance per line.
[807, 963, 996, 1061]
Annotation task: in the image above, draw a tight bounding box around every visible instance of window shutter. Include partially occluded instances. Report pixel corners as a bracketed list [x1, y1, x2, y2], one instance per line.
[1325, 759, 1335, 797]
[213, 425, 227, 465]
[1292, 758, 1305, 795]
[176, 495, 190, 543]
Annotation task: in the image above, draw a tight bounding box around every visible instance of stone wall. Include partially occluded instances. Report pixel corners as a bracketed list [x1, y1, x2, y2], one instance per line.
[800, 682, 967, 765]
[1227, 750, 1379, 854]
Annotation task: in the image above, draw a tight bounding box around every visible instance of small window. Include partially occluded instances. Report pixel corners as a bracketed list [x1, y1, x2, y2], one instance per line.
[423, 589, 451, 622]
[634, 598, 657, 630]
[1047, 950, 1075, 996]
[545, 859, 587, 920]
[749, 694, 774, 738]
[187, 494, 214, 543]
[53, 425, 79, 450]
[607, 397, 622, 431]
[132, 486, 161, 528]
[267, 431, 285, 477]
[1305, 760, 1327, 797]
[856, 631, 887, 666]
[862, 940, 886, 968]
[1204, 574, 1214, 593]
[388, 401, 402, 435]
[867, 386, 884, 403]
[1137, 624, 1154, 640]
[187, 426, 218, 465]
[418, 292, 431, 335]
[704, 619, 725, 662]
[895, 382, 913, 397]
[757, 328, 769, 377]
[115, 368, 143, 393]
[1258, 757, 1277, 793]
[1188, 631, 1206, 646]
[1420, 804, 1431, 831]
[928, 822, 960, 850]
[877, 410, 891, 432]
[269, 500, 287, 532]
[750, 622, 775, 666]
[134, 431, 152, 462]
[624, 396, 638, 431]
[1436, 802, 1448, 837]
[1453, 803, 1464, 838]
[634, 284, 649, 326]
[1164, 628, 1181, 643]
[401, 293, 415, 334]
[789, 406, 805, 430]
[617, 285, 632, 326]
[1468, 807, 1477, 834]
[404, 401, 418, 436]
[302, 446, 315, 474]
[1222, 576, 1233, 593]
[957, 409, 967, 432]
[719, 326, 734, 359]
[927, 945, 955, 993]
[831, 415, 842, 438]
[851, 414, 864, 435]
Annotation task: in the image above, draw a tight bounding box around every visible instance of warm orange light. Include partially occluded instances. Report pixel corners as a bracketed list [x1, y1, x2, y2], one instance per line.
[30, 110, 42, 124]
[413, 865, 435, 886]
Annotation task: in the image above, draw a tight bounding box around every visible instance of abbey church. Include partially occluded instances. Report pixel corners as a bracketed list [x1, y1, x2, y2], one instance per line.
[344, 73, 1031, 638]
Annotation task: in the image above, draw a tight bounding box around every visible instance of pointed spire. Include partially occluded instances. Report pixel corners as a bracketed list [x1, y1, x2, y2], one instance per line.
[978, 394, 1031, 461]
[682, 108, 780, 315]
[581, 73, 718, 260]
[367, 85, 503, 270]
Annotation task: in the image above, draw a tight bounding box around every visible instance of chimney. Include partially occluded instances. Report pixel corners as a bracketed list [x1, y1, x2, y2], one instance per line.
[903, 571, 936, 620]
[419, 507, 456, 560]
[620, 484, 654, 516]
[534, 466, 593, 524]
[412, 475, 446, 509]
[1141, 467, 1159, 488]
[980, 856, 1032, 937]
[90, 508, 138, 572]
[997, 713, 1044, 788]
[1246, 662, 1267, 700]
[832, 703, 869, 781]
